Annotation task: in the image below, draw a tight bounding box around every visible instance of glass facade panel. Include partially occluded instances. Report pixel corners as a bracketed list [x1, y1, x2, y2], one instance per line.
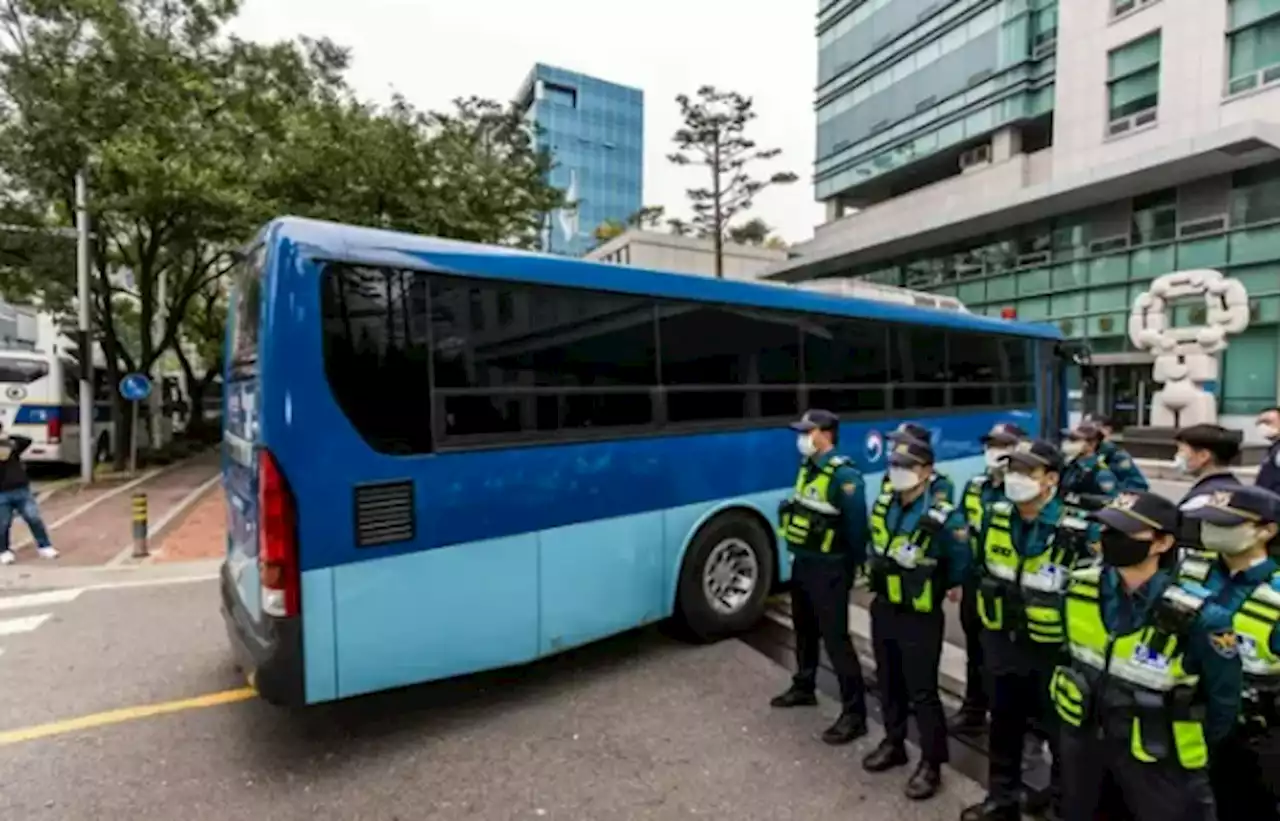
[1177, 236, 1229, 269]
[1222, 328, 1278, 415]
[1087, 286, 1129, 311]
[1130, 245, 1176, 280]
[1229, 224, 1280, 265]
[1088, 256, 1129, 285]
[518, 65, 644, 257]
[1017, 267, 1051, 294]
[1051, 262, 1087, 289]
[1228, 14, 1280, 80]
[1230, 0, 1280, 30]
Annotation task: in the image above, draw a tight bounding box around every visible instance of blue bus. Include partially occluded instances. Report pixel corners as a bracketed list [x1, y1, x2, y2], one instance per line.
[220, 217, 1068, 706]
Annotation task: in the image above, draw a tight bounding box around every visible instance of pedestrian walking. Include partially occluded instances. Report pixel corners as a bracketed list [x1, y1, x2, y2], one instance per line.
[772, 409, 870, 745]
[0, 425, 58, 565]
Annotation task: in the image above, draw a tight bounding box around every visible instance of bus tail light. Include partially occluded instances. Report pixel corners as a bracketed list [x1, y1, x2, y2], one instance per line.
[46, 412, 61, 444]
[258, 449, 299, 618]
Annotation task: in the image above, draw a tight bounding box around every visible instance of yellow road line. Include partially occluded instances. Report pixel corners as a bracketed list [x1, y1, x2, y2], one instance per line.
[0, 687, 256, 747]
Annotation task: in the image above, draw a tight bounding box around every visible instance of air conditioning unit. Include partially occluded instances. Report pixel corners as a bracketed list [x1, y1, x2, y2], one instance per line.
[959, 144, 992, 170]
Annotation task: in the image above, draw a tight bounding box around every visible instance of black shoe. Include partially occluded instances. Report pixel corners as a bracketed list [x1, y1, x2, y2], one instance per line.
[862, 738, 909, 772]
[769, 687, 817, 708]
[948, 709, 987, 736]
[904, 761, 942, 801]
[959, 799, 1021, 821]
[821, 711, 868, 745]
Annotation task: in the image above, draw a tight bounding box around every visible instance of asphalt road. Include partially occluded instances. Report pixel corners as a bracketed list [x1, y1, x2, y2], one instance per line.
[0, 576, 984, 821]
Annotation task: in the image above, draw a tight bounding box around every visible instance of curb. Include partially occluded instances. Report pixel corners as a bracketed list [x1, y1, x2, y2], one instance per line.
[106, 472, 222, 568]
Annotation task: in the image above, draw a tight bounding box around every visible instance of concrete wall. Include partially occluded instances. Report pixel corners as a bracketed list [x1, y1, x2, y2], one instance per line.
[587, 231, 789, 281]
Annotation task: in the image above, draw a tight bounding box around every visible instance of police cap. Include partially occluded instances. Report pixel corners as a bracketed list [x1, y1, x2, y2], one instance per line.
[1181, 485, 1280, 527]
[888, 437, 934, 467]
[888, 422, 931, 444]
[1004, 439, 1064, 473]
[1093, 491, 1179, 535]
[980, 422, 1026, 447]
[1174, 424, 1243, 452]
[789, 409, 839, 433]
[1062, 422, 1105, 442]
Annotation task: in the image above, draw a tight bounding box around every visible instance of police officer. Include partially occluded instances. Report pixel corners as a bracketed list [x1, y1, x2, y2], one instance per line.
[862, 437, 971, 800]
[1087, 414, 1149, 491]
[951, 422, 1028, 735]
[1174, 424, 1245, 561]
[1051, 491, 1242, 821]
[1256, 407, 1280, 494]
[879, 422, 956, 502]
[1060, 422, 1119, 515]
[961, 440, 1092, 821]
[1180, 485, 1280, 820]
[772, 409, 870, 745]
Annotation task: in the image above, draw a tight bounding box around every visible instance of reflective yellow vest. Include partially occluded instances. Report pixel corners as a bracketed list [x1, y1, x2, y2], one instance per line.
[1052, 566, 1211, 770]
[779, 457, 849, 554]
[868, 491, 954, 613]
[1178, 558, 1280, 683]
[976, 500, 1076, 644]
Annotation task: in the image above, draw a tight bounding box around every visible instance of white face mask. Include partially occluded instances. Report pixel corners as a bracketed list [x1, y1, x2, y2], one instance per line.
[1061, 440, 1084, 460]
[797, 434, 817, 458]
[1258, 423, 1280, 442]
[1200, 522, 1258, 556]
[1174, 453, 1194, 475]
[1004, 473, 1042, 504]
[888, 467, 922, 492]
[984, 448, 1010, 470]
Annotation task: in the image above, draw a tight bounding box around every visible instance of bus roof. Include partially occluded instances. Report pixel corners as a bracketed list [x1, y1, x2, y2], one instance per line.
[264, 216, 1063, 341]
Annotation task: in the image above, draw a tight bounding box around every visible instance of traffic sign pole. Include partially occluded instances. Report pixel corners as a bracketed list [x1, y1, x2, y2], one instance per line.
[118, 373, 153, 475]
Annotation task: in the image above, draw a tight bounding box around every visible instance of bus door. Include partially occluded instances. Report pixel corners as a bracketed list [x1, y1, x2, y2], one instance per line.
[224, 245, 267, 621]
[1043, 341, 1089, 438]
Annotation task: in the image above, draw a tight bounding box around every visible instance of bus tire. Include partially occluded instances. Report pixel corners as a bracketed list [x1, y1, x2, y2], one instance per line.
[94, 433, 112, 464]
[675, 512, 775, 642]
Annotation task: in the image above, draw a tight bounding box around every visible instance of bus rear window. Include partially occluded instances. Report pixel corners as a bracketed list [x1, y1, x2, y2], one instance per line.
[231, 245, 266, 369]
[0, 359, 49, 384]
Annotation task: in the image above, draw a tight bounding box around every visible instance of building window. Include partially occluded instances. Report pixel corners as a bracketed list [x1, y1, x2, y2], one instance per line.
[1226, 0, 1280, 95]
[1131, 189, 1177, 245]
[1230, 162, 1280, 226]
[1111, 0, 1158, 19]
[1106, 31, 1162, 135]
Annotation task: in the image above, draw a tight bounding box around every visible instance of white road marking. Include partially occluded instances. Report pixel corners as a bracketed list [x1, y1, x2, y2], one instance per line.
[0, 613, 52, 636]
[85, 573, 219, 593]
[0, 588, 83, 612]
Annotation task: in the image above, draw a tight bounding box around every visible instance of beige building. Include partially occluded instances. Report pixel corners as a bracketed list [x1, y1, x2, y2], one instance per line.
[587, 230, 789, 280]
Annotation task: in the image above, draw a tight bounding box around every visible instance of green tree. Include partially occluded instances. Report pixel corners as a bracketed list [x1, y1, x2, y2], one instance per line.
[728, 217, 772, 246]
[668, 85, 797, 277]
[0, 0, 563, 465]
[592, 218, 627, 244]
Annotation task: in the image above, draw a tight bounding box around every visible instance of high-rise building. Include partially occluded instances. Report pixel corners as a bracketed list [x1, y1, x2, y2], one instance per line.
[515, 64, 644, 257]
[778, 0, 1280, 434]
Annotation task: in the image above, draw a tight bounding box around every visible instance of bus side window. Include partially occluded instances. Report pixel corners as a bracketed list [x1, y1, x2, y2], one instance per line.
[60, 359, 80, 399]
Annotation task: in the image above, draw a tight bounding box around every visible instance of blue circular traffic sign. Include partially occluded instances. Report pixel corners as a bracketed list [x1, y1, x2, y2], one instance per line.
[119, 373, 152, 402]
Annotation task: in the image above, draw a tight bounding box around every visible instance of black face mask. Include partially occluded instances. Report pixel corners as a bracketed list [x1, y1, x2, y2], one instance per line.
[1100, 529, 1152, 568]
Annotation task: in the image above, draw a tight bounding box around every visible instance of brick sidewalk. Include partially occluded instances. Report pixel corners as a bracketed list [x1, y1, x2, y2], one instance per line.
[5, 452, 221, 566]
[153, 485, 225, 563]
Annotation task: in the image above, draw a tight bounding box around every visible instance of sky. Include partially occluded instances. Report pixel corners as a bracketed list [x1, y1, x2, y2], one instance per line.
[231, 0, 825, 245]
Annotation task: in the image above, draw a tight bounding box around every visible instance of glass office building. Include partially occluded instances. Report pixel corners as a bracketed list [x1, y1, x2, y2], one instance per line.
[515, 64, 644, 258]
[780, 0, 1280, 434]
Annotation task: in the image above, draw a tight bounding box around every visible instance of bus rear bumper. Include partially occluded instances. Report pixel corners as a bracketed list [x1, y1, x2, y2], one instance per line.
[220, 563, 306, 707]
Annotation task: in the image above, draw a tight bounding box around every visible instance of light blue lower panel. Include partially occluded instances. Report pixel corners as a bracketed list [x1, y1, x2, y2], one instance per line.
[331, 533, 539, 699]
[661, 489, 789, 600]
[537, 512, 666, 654]
[301, 568, 338, 704]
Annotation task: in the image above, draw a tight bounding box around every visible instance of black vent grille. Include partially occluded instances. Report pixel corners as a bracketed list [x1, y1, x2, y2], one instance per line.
[354, 481, 415, 548]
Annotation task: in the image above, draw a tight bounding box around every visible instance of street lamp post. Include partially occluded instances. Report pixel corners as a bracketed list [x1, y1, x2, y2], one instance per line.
[75, 169, 93, 483]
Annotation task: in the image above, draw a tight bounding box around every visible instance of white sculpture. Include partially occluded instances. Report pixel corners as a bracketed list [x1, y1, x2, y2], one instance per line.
[1128, 269, 1250, 427]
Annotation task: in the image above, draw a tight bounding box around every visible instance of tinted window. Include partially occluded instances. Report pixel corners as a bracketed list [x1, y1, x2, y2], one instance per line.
[657, 303, 801, 423]
[803, 317, 890, 414]
[230, 245, 265, 370]
[430, 276, 658, 440]
[0, 358, 49, 385]
[949, 331, 1002, 407]
[322, 265, 431, 454]
[890, 327, 947, 410]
